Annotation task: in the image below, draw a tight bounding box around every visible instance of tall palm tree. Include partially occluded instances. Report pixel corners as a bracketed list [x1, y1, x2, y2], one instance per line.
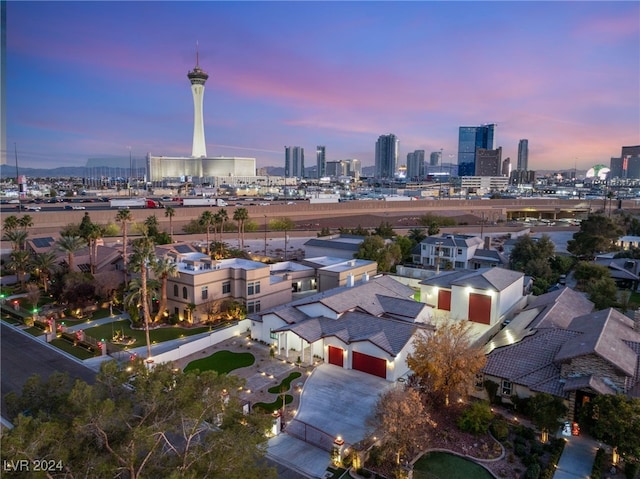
[164, 206, 176, 243]
[86, 223, 104, 274]
[129, 234, 156, 360]
[116, 208, 133, 281]
[217, 208, 229, 243]
[8, 250, 31, 289]
[56, 234, 86, 273]
[233, 207, 249, 249]
[152, 257, 178, 323]
[31, 251, 58, 293]
[17, 215, 33, 230]
[199, 211, 215, 256]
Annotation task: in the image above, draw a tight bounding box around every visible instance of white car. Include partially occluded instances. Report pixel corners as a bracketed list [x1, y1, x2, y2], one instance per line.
[72, 205, 86, 210]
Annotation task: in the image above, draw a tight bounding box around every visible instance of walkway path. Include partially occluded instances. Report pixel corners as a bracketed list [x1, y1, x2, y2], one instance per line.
[552, 433, 600, 479]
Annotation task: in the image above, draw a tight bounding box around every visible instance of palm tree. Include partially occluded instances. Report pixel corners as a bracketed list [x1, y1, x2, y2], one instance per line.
[116, 208, 133, 281]
[199, 211, 215, 256]
[152, 257, 178, 323]
[31, 251, 58, 293]
[3, 215, 19, 233]
[217, 208, 229, 243]
[164, 206, 176, 242]
[129, 234, 156, 360]
[86, 223, 104, 274]
[17, 215, 33, 230]
[8, 250, 31, 289]
[3, 229, 28, 252]
[233, 207, 249, 249]
[408, 228, 427, 244]
[57, 234, 86, 273]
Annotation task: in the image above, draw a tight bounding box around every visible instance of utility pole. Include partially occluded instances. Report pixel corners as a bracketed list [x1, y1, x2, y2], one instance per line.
[264, 215, 268, 257]
[14, 143, 21, 212]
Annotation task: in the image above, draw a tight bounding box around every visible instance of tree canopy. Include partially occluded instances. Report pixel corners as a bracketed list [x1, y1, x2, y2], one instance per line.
[355, 235, 402, 273]
[407, 321, 486, 407]
[566, 214, 623, 258]
[1, 360, 276, 479]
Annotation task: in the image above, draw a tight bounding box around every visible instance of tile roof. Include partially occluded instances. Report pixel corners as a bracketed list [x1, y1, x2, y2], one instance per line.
[274, 311, 428, 356]
[420, 267, 523, 292]
[420, 234, 484, 248]
[556, 308, 640, 377]
[526, 287, 594, 329]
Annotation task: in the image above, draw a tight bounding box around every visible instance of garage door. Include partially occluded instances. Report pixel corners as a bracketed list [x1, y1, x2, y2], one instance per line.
[352, 351, 386, 379]
[438, 290, 451, 311]
[328, 346, 344, 367]
[469, 293, 491, 325]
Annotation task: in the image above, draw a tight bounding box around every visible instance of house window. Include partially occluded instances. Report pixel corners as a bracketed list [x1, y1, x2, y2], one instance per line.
[475, 373, 484, 390]
[247, 281, 261, 296]
[173, 285, 178, 297]
[182, 287, 188, 300]
[247, 300, 261, 314]
[270, 329, 278, 340]
[457, 248, 463, 255]
[174, 307, 179, 316]
[222, 281, 231, 294]
[502, 380, 512, 396]
[455, 261, 465, 269]
[201, 286, 208, 301]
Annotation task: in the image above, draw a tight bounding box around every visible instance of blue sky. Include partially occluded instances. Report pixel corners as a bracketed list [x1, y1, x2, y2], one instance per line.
[4, 1, 639, 171]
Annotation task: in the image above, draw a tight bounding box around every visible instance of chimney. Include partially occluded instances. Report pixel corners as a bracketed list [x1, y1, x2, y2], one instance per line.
[484, 236, 491, 250]
[362, 272, 369, 283]
[346, 273, 354, 287]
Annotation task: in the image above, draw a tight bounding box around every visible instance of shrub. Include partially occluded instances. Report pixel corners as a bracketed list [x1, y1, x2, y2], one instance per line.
[530, 441, 544, 456]
[590, 448, 605, 479]
[525, 463, 541, 479]
[625, 462, 639, 479]
[457, 401, 493, 435]
[490, 419, 510, 441]
[514, 443, 528, 458]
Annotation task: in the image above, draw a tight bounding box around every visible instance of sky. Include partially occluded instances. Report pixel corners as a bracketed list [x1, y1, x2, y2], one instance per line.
[3, 1, 640, 172]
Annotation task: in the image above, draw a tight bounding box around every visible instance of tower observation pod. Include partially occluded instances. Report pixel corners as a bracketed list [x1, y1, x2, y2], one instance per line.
[188, 47, 209, 158]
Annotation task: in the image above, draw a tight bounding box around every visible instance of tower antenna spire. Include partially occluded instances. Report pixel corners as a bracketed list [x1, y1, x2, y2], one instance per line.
[196, 40, 199, 67]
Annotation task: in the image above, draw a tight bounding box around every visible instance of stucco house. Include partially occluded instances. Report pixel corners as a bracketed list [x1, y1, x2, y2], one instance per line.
[419, 267, 526, 342]
[480, 286, 640, 420]
[249, 275, 433, 381]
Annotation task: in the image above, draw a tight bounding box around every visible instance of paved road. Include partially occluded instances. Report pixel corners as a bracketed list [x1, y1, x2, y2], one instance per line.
[1, 323, 97, 421]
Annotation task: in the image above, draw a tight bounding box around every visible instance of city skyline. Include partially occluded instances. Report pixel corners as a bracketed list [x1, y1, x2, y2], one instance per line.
[3, 1, 639, 171]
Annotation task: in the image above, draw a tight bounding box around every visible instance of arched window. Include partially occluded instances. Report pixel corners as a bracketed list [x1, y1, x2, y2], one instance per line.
[182, 287, 188, 299]
[173, 285, 178, 297]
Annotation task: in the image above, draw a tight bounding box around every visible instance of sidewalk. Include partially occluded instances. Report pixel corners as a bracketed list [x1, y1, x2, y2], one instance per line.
[63, 313, 129, 332]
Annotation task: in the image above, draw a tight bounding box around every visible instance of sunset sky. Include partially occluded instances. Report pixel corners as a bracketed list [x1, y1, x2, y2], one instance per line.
[4, 1, 639, 172]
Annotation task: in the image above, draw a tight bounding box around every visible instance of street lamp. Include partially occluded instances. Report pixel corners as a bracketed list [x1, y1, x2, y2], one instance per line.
[264, 215, 268, 257]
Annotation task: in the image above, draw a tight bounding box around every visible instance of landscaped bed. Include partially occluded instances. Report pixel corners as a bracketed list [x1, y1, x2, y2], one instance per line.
[253, 395, 293, 413]
[184, 350, 255, 374]
[268, 371, 302, 394]
[50, 338, 96, 360]
[413, 451, 494, 479]
[79, 319, 210, 348]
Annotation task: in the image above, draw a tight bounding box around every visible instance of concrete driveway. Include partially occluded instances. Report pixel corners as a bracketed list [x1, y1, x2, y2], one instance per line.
[267, 364, 394, 478]
[553, 433, 600, 479]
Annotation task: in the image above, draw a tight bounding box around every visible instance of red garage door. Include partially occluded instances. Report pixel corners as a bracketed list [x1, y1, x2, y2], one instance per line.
[328, 346, 344, 367]
[352, 352, 386, 379]
[469, 293, 492, 325]
[438, 290, 452, 311]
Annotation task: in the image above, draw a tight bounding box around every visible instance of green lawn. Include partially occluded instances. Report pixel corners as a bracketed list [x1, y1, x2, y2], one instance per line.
[184, 350, 255, 374]
[268, 372, 302, 394]
[253, 395, 293, 413]
[50, 338, 96, 360]
[79, 319, 210, 348]
[413, 452, 493, 479]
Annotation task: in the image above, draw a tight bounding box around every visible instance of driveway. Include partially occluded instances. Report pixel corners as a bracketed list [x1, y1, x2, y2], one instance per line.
[553, 433, 600, 479]
[267, 364, 394, 478]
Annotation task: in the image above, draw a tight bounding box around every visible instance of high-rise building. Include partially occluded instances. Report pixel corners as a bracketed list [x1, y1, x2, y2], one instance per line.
[375, 134, 399, 179]
[610, 145, 640, 179]
[457, 124, 496, 176]
[345, 159, 361, 179]
[502, 157, 511, 177]
[517, 139, 529, 171]
[475, 147, 502, 176]
[316, 146, 326, 178]
[187, 48, 209, 158]
[430, 151, 441, 167]
[326, 160, 347, 177]
[406, 150, 425, 180]
[285, 146, 305, 178]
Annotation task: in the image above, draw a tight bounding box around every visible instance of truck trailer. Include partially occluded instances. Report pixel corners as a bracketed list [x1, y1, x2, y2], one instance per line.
[180, 198, 228, 207]
[109, 198, 160, 209]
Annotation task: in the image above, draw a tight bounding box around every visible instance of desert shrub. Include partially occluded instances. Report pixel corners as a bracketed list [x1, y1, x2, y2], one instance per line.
[457, 400, 493, 435]
[490, 419, 510, 441]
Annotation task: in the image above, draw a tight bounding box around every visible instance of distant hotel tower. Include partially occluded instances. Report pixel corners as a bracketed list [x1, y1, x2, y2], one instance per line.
[517, 139, 529, 171]
[317, 146, 326, 178]
[375, 134, 399, 179]
[188, 48, 209, 158]
[457, 124, 496, 176]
